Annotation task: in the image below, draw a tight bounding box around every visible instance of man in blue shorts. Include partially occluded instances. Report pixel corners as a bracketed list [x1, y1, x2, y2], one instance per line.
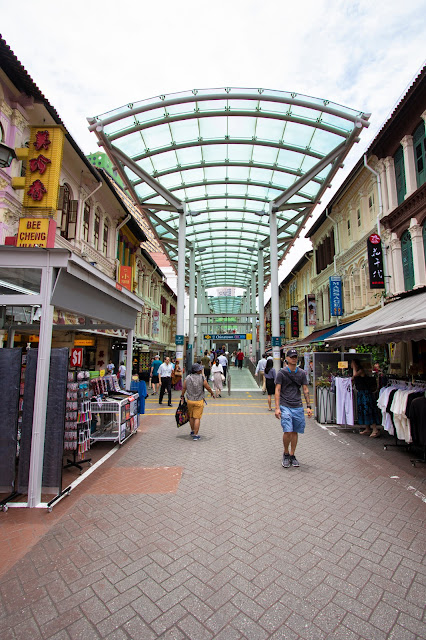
[275, 348, 312, 468]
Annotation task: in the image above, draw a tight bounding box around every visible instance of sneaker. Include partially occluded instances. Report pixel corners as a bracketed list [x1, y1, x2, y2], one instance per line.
[192, 435, 200, 440]
[282, 453, 291, 468]
[168, 403, 173, 407]
[290, 455, 300, 467]
[190, 431, 194, 435]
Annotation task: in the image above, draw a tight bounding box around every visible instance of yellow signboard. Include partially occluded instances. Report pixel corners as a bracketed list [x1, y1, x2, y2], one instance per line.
[74, 338, 95, 346]
[29, 335, 40, 342]
[100, 369, 105, 377]
[338, 361, 349, 369]
[23, 126, 65, 212]
[16, 217, 56, 248]
[246, 333, 252, 340]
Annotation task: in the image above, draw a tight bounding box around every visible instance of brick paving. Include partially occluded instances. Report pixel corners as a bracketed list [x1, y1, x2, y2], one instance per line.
[0, 378, 425, 639]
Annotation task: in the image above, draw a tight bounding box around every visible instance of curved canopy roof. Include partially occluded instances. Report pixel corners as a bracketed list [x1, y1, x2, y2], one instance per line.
[89, 88, 369, 312]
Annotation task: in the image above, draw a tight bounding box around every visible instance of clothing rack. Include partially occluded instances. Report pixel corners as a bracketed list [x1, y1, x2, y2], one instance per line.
[383, 378, 426, 457]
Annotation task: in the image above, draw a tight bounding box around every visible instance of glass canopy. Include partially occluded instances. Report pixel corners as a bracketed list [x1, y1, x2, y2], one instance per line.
[89, 88, 369, 314]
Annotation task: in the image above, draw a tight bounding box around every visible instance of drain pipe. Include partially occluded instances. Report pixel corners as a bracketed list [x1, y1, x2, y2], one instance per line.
[363, 155, 388, 303]
[325, 208, 340, 325]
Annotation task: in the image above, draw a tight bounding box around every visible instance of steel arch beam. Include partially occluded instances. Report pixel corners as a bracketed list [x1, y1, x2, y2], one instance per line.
[89, 90, 370, 130]
[108, 109, 350, 142]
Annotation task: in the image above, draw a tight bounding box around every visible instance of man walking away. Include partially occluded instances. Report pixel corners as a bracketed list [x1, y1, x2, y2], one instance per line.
[237, 349, 244, 369]
[255, 353, 267, 393]
[218, 351, 228, 382]
[150, 355, 162, 395]
[158, 356, 174, 406]
[201, 350, 211, 382]
[275, 348, 312, 468]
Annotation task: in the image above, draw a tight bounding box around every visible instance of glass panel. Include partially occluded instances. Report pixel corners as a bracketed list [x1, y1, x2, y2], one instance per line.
[142, 124, 172, 149]
[170, 120, 199, 143]
[0, 268, 41, 295]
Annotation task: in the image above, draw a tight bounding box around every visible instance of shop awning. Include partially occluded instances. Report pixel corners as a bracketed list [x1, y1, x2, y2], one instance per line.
[327, 291, 426, 345]
[310, 321, 355, 343]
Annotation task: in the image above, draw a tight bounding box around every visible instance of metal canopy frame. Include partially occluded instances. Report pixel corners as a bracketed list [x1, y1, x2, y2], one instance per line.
[89, 88, 369, 313]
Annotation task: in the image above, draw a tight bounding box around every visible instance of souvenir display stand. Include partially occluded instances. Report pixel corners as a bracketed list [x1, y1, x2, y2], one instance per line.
[63, 369, 92, 473]
[90, 373, 139, 444]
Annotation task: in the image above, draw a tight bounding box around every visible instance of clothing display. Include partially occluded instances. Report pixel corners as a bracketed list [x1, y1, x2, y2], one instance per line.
[378, 382, 426, 443]
[408, 396, 426, 447]
[335, 377, 354, 426]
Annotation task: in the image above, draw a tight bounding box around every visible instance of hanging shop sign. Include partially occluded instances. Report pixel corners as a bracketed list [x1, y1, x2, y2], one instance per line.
[74, 338, 95, 346]
[305, 293, 317, 326]
[204, 334, 251, 340]
[290, 306, 299, 338]
[23, 126, 65, 212]
[16, 217, 57, 248]
[367, 234, 385, 289]
[338, 361, 349, 369]
[29, 335, 39, 342]
[152, 309, 160, 334]
[69, 348, 83, 367]
[280, 318, 286, 339]
[119, 266, 132, 291]
[329, 276, 343, 316]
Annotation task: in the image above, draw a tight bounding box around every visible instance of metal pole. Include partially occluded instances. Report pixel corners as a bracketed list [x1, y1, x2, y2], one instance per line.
[27, 261, 54, 508]
[175, 206, 186, 372]
[188, 246, 195, 372]
[251, 270, 257, 360]
[126, 329, 133, 390]
[269, 204, 281, 372]
[258, 248, 265, 356]
[197, 269, 203, 355]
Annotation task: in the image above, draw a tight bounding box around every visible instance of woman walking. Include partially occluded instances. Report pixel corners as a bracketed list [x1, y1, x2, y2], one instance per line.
[211, 358, 224, 397]
[264, 359, 276, 411]
[181, 363, 215, 440]
[172, 362, 183, 391]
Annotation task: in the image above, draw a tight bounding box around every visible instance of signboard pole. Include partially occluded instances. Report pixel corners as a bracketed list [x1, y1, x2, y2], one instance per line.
[176, 206, 186, 371]
[269, 204, 281, 372]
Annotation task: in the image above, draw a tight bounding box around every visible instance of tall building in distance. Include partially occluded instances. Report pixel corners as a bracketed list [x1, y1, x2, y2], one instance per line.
[87, 151, 124, 188]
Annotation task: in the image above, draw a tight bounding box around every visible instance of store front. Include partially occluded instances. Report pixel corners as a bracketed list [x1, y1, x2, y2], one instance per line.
[0, 246, 143, 509]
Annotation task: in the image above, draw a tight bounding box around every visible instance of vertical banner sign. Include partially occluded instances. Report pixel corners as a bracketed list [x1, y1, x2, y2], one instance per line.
[279, 318, 286, 340]
[329, 276, 343, 316]
[305, 293, 317, 326]
[23, 126, 66, 212]
[152, 310, 160, 335]
[119, 266, 132, 291]
[367, 234, 385, 289]
[290, 306, 299, 337]
[170, 314, 177, 343]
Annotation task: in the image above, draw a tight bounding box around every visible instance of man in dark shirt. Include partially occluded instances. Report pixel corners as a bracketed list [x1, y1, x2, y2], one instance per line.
[275, 348, 312, 468]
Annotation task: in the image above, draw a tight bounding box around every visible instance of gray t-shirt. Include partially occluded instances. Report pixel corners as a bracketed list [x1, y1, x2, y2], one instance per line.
[185, 373, 205, 401]
[275, 367, 308, 408]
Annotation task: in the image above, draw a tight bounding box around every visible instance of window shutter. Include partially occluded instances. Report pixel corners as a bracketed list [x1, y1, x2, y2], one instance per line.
[413, 121, 426, 188]
[69, 200, 78, 223]
[57, 186, 65, 210]
[394, 146, 406, 205]
[401, 230, 414, 291]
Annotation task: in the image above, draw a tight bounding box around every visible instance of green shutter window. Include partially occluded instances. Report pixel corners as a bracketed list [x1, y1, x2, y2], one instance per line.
[394, 146, 406, 205]
[401, 230, 414, 291]
[413, 121, 426, 188]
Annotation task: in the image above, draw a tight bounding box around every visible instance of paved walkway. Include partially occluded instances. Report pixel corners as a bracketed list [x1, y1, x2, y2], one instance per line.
[1, 383, 425, 639]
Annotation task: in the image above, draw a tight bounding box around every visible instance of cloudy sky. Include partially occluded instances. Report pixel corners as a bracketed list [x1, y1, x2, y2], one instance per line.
[1, 0, 426, 290]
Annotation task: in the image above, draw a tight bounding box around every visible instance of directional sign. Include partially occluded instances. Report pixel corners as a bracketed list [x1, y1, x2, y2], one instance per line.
[204, 334, 249, 340]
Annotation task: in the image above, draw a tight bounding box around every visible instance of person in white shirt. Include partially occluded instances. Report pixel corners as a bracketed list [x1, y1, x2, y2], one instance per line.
[158, 356, 174, 406]
[211, 359, 224, 397]
[218, 353, 228, 382]
[118, 361, 126, 389]
[255, 354, 268, 394]
[107, 360, 115, 375]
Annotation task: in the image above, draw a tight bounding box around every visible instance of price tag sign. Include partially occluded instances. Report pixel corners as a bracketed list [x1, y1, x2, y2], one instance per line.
[70, 348, 83, 368]
[100, 369, 105, 377]
[338, 361, 348, 369]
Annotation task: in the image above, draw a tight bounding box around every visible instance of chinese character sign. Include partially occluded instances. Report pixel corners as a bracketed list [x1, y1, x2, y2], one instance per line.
[291, 306, 299, 337]
[23, 126, 65, 211]
[367, 234, 385, 289]
[152, 310, 160, 335]
[280, 318, 286, 340]
[329, 276, 343, 316]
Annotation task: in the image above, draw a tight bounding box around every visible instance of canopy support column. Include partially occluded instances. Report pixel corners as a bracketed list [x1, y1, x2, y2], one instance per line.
[126, 329, 133, 390]
[196, 269, 203, 356]
[251, 270, 257, 361]
[28, 263, 54, 508]
[258, 248, 265, 356]
[188, 246, 195, 372]
[176, 206, 186, 371]
[269, 205, 281, 372]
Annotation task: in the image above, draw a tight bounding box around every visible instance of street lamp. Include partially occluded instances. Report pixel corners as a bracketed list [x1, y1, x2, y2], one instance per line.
[0, 142, 17, 169]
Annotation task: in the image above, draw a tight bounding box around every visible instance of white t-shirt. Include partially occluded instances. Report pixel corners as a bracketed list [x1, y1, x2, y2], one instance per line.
[118, 365, 126, 377]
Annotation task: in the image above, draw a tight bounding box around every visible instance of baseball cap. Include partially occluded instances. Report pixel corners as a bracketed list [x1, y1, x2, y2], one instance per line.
[286, 348, 298, 358]
[191, 363, 203, 373]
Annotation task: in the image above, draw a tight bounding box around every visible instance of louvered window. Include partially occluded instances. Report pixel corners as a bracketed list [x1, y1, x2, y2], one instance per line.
[413, 121, 426, 188]
[394, 146, 406, 205]
[401, 230, 414, 291]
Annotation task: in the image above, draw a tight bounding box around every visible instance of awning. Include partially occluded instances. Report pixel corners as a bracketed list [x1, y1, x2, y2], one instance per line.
[327, 291, 426, 345]
[310, 321, 355, 342]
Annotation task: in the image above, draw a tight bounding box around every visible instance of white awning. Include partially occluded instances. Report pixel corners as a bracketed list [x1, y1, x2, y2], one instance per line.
[327, 291, 426, 345]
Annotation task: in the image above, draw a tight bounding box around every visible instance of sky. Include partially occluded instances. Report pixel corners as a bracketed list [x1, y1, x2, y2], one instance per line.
[1, 0, 426, 294]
